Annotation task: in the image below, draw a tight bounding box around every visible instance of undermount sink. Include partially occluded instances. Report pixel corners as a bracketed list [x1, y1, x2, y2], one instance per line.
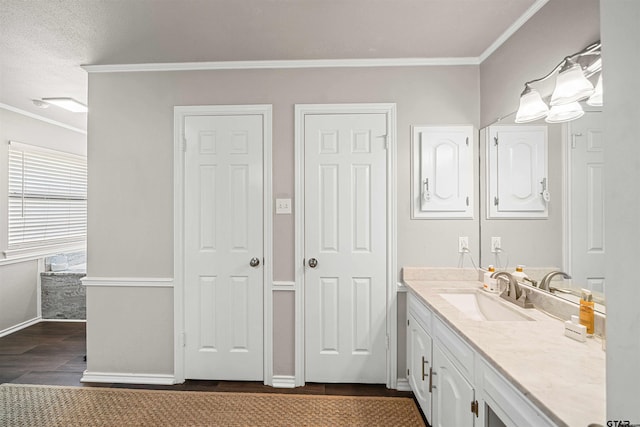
[438, 290, 535, 322]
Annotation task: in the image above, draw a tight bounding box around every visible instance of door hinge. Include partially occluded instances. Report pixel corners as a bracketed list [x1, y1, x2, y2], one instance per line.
[407, 368, 410, 376]
[471, 400, 479, 417]
[465, 136, 469, 146]
[382, 135, 388, 150]
[466, 196, 469, 206]
[494, 196, 499, 206]
[494, 136, 499, 146]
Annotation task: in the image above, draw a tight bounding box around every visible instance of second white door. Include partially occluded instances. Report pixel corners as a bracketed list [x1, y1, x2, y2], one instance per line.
[303, 112, 388, 383]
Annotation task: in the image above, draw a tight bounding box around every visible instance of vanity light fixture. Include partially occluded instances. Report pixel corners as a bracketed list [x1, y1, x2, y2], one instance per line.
[41, 97, 88, 113]
[514, 41, 601, 124]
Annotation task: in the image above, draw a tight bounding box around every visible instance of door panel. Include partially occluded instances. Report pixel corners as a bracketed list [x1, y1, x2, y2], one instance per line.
[184, 114, 263, 380]
[570, 113, 605, 294]
[304, 113, 387, 383]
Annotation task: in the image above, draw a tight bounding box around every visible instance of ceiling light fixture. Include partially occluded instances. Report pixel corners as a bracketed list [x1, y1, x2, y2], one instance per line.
[41, 97, 88, 113]
[32, 99, 50, 109]
[514, 41, 601, 124]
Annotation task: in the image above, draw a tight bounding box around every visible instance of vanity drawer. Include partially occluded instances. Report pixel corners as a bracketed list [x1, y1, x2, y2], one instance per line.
[433, 316, 474, 380]
[408, 293, 432, 334]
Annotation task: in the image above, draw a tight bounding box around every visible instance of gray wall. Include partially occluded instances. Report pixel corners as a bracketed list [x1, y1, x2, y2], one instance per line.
[601, 0, 640, 422]
[477, 0, 600, 270]
[86, 66, 480, 377]
[0, 108, 86, 333]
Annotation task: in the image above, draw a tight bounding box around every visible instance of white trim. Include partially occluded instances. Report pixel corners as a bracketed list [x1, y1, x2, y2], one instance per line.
[272, 281, 295, 291]
[478, 0, 551, 62]
[83, 57, 480, 74]
[396, 378, 412, 392]
[294, 103, 397, 388]
[81, 277, 173, 287]
[0, 103, 87, 135]
[0, 317, 41, 338]
[41, 318, 86, 323]
[2, 242, 86, 265]
[36, 258, 44, 318]
[562, 122, 572, 275]
[173, 105, 273, 386]
[81, 371, 176, 385]
[271, 375, 296, 389]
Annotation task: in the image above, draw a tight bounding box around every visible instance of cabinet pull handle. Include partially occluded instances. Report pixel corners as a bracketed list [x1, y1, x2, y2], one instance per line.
[421, 356, 428, 381]
[428, 367, 434, 392]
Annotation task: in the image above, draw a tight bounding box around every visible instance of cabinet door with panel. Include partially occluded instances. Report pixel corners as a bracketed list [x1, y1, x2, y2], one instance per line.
[407, 314, 432, 423]
[432, 344, 476, 427]
[412, 125, 474, 219]
[487, 125, 548, 218]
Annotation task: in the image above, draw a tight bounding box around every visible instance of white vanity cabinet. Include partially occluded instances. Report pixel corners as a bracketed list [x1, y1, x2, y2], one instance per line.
[408, 294, 477, 427]
[407, 292, 557, 427]
[407, 313, 432, 423]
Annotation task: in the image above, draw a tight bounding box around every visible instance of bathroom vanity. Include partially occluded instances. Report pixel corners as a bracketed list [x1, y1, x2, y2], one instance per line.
[403, 267, 605, 427]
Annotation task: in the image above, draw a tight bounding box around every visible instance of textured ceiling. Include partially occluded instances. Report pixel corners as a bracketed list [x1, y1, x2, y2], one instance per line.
[0, 0, 539, 131]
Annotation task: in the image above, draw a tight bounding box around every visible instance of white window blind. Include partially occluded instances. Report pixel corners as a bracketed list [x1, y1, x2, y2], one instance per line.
[8, 141, 87, 249]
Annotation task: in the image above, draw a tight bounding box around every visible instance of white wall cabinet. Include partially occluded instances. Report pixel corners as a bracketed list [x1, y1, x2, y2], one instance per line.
[487, 125, 548, 218]
[407, 292, 557, 427]
[412, 126, 474, 219]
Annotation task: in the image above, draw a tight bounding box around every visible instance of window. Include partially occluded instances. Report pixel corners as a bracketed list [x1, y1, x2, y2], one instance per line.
[8, 141, 87, 250]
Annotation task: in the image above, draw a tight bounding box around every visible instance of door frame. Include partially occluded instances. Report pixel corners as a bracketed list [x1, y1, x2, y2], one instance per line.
[173, 105, 273, 385]
[294, 103, 397, 388]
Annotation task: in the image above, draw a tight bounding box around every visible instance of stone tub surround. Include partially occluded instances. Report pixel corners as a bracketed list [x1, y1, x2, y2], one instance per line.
[41, 269, 86, 320]
[402, 267, 605, 427]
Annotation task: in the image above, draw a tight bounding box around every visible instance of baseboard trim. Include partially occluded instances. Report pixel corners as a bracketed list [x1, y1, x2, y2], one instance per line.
[396, 378, 412, 392]
[81, 371, 176, 385]
[0, 317, 41, 338]
[41, 318, 86, 323]
[271, 375, 296, 388]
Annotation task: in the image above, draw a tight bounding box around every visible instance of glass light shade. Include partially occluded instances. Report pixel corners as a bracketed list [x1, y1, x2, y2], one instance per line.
[545, 102, 584, 123]
[586, 74, 603, 107]
[515, 87, 549, 123]
[42, 97, 88, 113]
[550, 60, 594, 106]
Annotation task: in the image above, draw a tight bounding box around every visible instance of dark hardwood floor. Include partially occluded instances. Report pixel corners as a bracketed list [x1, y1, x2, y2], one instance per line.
[0, 321, 413, 398]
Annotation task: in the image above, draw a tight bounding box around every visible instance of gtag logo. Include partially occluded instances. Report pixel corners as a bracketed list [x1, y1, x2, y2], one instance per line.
[606, 421, 631, 427]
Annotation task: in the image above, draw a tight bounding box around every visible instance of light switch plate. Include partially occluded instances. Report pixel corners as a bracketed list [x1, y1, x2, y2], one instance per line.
[275, 198, 292, 214]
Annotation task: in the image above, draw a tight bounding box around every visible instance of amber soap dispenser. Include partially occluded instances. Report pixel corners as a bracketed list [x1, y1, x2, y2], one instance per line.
[579, 289, 595, 337]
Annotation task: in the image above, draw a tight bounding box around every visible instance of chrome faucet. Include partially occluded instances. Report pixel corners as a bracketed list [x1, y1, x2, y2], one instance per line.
[539, 271, 572, 292]
[490, 271, 534, 309]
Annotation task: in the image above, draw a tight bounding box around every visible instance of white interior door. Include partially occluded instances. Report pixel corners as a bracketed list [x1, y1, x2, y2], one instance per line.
[304, 113, 387, 383]
[184, 114, 263, 380]
[570, 112, 605, 294]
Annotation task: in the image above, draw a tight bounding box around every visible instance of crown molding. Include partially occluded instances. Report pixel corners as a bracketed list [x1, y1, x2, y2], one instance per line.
[82, 57, 481, 73]
[479, 0, 550, 63]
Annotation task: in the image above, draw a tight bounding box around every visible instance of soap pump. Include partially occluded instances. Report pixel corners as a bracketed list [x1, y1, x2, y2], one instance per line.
[512, 265, 528, 282]
[483, 265, 497, 292]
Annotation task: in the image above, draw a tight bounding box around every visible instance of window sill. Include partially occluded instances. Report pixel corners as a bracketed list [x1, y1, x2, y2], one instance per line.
[1, 242, 86, 266]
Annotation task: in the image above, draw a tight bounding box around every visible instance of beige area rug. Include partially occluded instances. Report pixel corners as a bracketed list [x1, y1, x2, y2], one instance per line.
[0, 384, 425, 427]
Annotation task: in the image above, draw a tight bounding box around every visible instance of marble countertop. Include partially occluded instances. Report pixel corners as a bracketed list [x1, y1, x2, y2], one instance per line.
[403, 269, 605, 427]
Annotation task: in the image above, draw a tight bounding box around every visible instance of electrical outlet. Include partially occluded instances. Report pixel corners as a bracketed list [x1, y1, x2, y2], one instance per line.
[275, 198, 292, 214]
[491, 237, 501, 253]
[458, 236, 469, 253]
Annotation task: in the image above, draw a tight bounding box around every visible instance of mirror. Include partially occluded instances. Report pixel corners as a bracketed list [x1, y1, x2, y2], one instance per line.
[478, 110, 605, 309]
